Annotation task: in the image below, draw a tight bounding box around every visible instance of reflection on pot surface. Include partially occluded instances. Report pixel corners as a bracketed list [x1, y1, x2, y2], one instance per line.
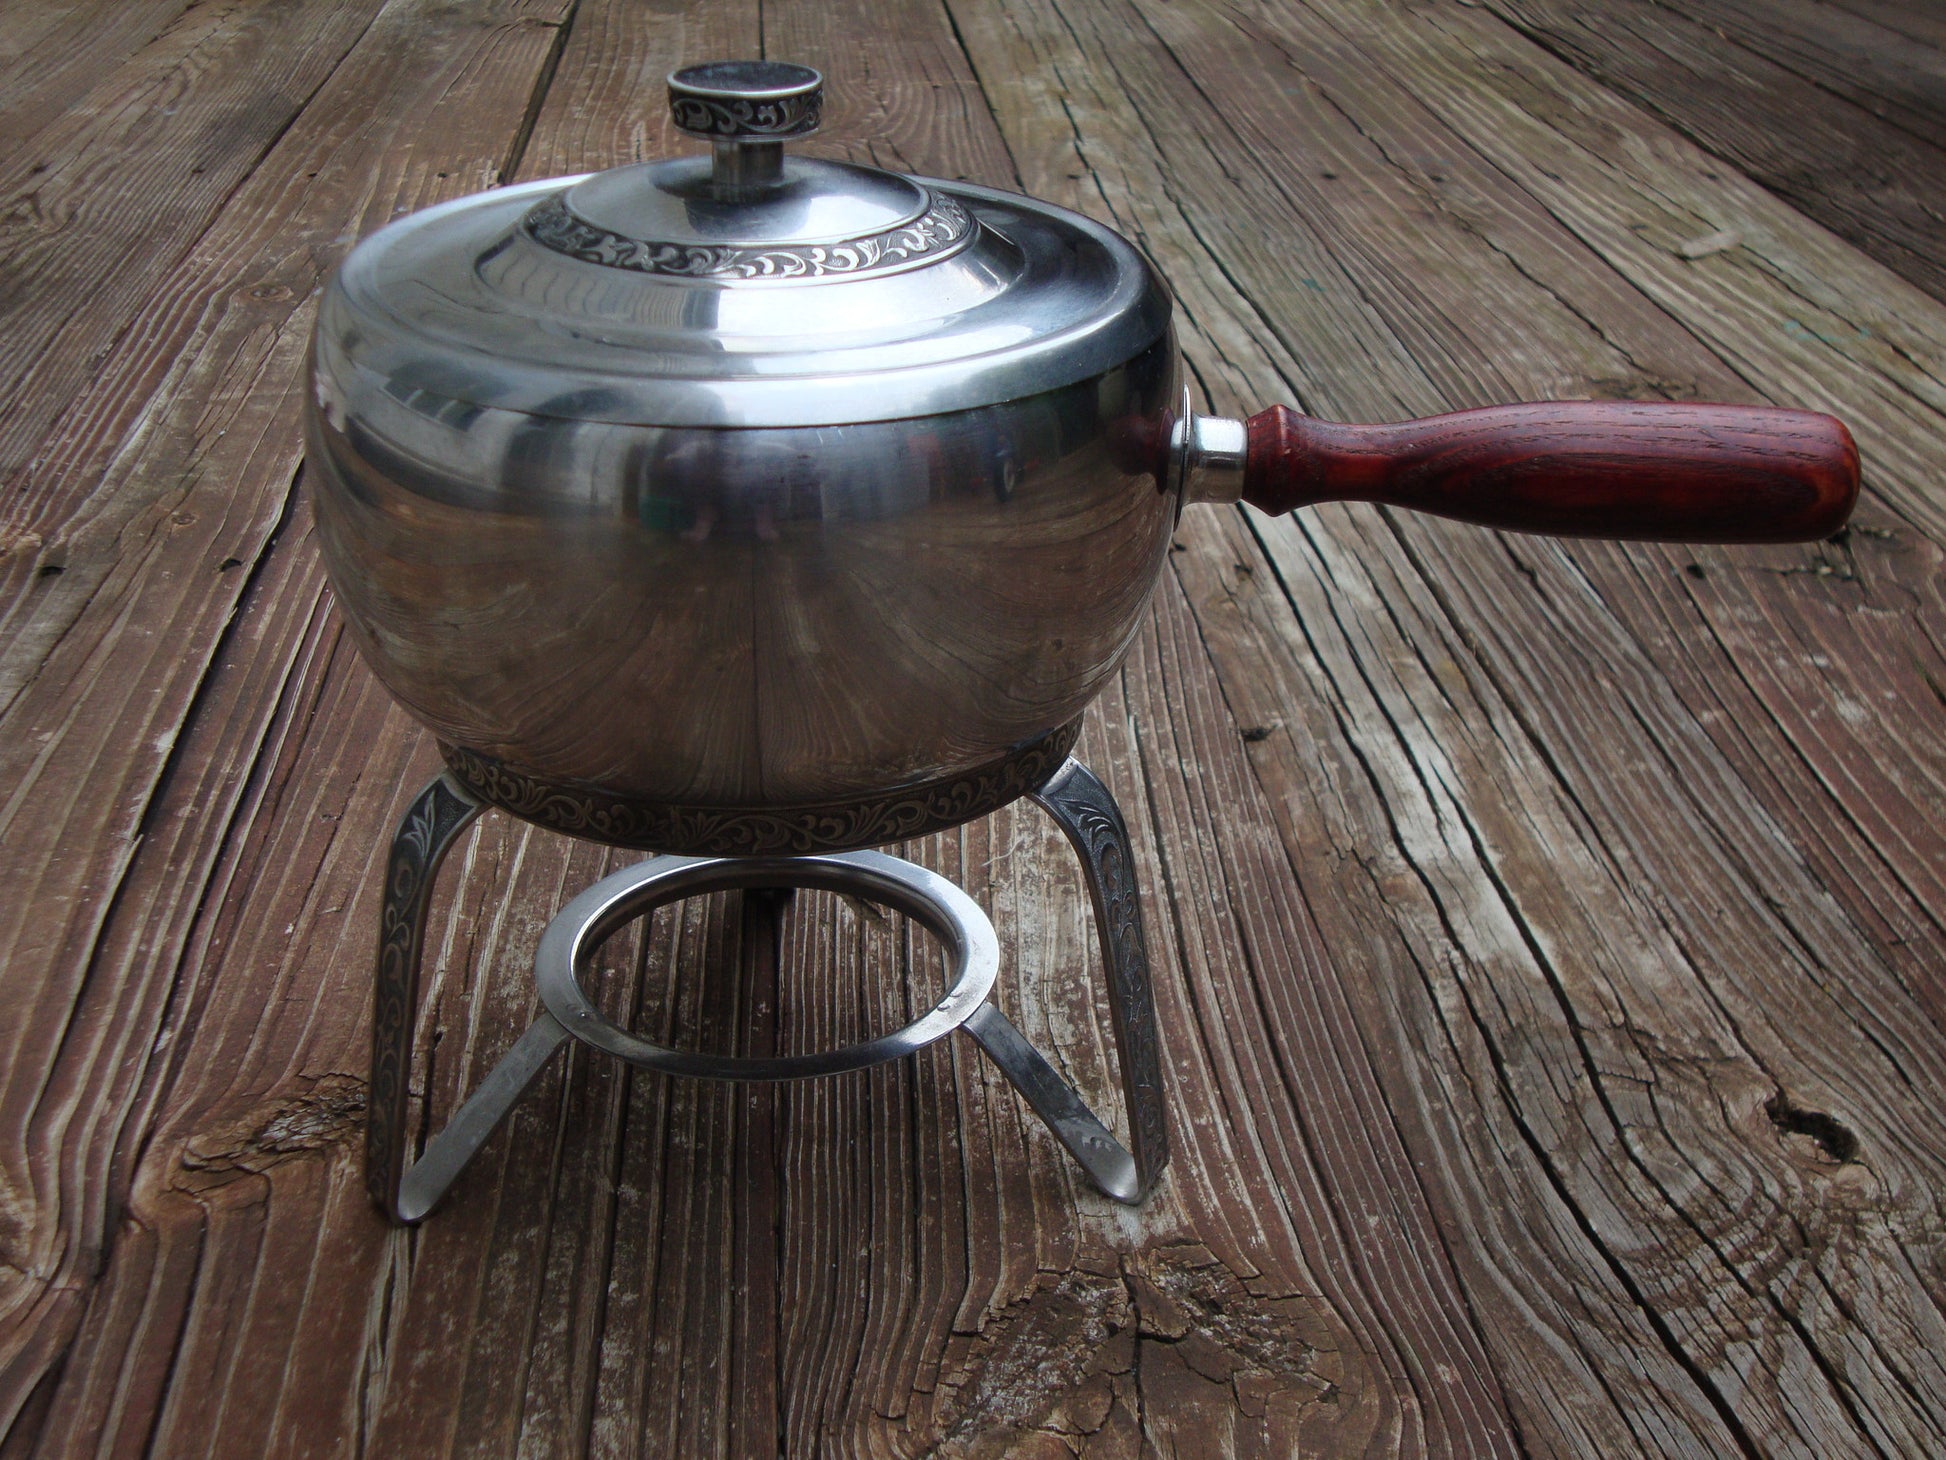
[309, 337, 1178, 806]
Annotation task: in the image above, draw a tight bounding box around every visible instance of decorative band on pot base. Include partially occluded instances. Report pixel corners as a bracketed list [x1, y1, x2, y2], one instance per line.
[437, 720, 1085, 856]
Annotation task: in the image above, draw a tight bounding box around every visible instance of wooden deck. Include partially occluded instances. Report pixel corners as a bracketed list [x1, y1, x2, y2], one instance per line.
[3, 0, 1943, 1454]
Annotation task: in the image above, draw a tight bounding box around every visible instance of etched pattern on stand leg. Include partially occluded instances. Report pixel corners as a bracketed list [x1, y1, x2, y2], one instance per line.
[367, 772, 484, 1217]
[1031, 757, 1169, 1197]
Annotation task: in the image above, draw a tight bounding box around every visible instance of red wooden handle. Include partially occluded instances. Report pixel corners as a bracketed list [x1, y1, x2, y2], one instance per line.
[1242, 401, 1859, 542]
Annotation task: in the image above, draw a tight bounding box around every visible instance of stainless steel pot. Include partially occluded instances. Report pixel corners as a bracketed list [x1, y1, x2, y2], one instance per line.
[307, 62, 1857, 854]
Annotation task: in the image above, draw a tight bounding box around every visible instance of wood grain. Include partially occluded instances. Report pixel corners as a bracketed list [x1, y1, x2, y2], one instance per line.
[1240, 400, 1859, 540]
[1, 0, 1943, 1454]
[0, 0, 191, 153]
[1678, 0, 1946, 150]
[1187, 0, 1945, 1450]
[961, 0, 1945, 1452]
[0, 0, 383, 635]
[1477, 0, 1946, 305]
[0, 0, 577, 1438]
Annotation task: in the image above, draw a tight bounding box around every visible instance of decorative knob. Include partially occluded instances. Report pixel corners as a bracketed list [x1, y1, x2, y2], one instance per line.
[668, 61, 823, 139]
[668, 61, 822, 192]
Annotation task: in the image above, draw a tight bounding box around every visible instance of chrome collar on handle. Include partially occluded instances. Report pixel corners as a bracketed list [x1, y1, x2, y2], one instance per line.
[1171, 387, 1248, 505]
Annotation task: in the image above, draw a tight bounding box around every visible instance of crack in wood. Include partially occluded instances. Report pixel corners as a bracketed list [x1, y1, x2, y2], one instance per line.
[927, 1246, 1339, 1456]
[174, 1075, 367, 1191]
[6, 0, 1945, 1453]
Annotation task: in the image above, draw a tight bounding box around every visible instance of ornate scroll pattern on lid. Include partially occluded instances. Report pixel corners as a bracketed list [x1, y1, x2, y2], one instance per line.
[521, 187, 973, 280]
[668, 60, 823, 140]
[521, 59, 983, 281]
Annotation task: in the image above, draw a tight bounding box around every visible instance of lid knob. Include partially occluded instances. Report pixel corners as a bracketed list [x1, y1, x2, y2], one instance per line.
[668, 61, 823, 192]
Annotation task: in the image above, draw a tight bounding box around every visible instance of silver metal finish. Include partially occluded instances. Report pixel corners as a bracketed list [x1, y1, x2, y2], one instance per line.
[310, 340, 1176, 809]
[1029, 757, 1168, 1198]
[312, 174, 1169, 428]
[668, 60, 823, 140]
[438, 721, 1083, 857]
[533, 850, 1000, 1080]
[368, 787, 1166, 1222]
[1172, 387, 1249, 505]
[397, 1013, 569, 1224]
[308, 56, 1179, 830]
[667, 62, 822, 192]
[518, 184, 973, 278]
[366, 771, 484, 1219]
[708, 140, 784, 190]
[963, 1004, 1141, 1203]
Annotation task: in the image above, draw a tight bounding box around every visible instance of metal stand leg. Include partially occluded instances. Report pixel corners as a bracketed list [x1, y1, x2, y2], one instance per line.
[396, 1013, 571, 1223]
[367, 771, 484, 1222]
[1025, 757, 1169, 1202]
[964, 1004, 1143, 1202]
[363, 766, 1168, 1222]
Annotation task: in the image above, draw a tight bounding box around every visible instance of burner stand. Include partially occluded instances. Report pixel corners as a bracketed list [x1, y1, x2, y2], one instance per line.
[366, 757, 1168, 1224]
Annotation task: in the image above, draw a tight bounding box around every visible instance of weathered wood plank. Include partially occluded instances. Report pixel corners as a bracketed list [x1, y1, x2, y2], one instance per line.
[515, 0, 754, 179]
[0, 0, 190, 152]
[1136, 0, 1946, 1451]
[943, 0, 1580, 1447]
[1475, 0, 1946, 305]
[0, 0, 384, 637]
[1261, 0, 1946, 944]
[1188, 0, 1946, 1060]
[947, 2, 1738, 1451]
[952, 0, 1946, 1454]
[6, 0, 1944, 1454]
[1676, 0, 1946, 150]
[1823, 0, 1946, 51]
[763, 0, 1020, 184]
[0, 0, 576, 1439]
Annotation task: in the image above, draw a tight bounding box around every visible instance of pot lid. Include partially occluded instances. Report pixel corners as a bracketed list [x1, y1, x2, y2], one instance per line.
[317, 61, 1171, 429]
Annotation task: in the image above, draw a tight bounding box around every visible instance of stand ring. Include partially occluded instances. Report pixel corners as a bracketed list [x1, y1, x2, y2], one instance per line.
[535, 849, 999, 1081]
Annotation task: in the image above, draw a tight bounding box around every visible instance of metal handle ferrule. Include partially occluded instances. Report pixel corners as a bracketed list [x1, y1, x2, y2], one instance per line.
[1172, 389, 1248, 505]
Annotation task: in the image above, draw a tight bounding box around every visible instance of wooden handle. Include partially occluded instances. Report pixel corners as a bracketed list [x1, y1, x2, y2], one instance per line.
[1241, 401, 1859, 542]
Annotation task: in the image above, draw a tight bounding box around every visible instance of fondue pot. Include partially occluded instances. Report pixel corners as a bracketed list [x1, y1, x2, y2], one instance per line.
[307, 61, 1858, 856]
[317, 60, 1863, 1224]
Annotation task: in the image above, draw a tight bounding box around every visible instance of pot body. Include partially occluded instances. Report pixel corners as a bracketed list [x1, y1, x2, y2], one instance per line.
[308, 332, 1179, 816]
